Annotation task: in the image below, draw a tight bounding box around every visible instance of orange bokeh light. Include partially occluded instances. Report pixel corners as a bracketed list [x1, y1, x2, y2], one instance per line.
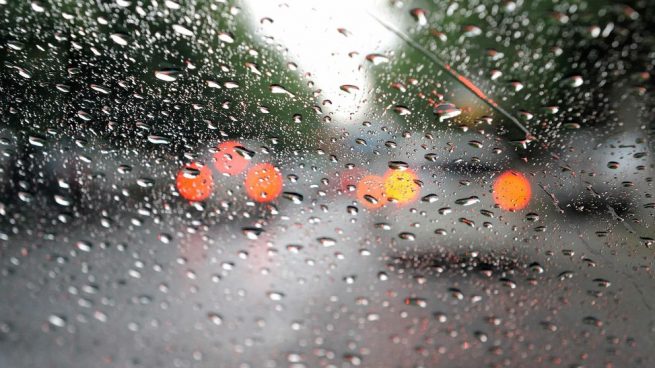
[176, 162, 214, 202]
[213, 140, 249, 175]
[493, 170, 531, 211]
[356, 175, 386, 209]
[244, 163, 283, 202]
[384, 169, 420, 205]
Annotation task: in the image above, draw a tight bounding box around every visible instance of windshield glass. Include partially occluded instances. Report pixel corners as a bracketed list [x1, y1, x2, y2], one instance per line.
[0, 1, 654, 367]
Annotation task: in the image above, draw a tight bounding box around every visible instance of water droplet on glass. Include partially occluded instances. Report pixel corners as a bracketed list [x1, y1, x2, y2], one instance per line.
[410, 8, 428, 26]
[434, 102, 461, 122]
[365, 54, 389, 65]
[173, 24, 194, 37]
[155, 67, 180, 82]
[110, 33, 129, 46]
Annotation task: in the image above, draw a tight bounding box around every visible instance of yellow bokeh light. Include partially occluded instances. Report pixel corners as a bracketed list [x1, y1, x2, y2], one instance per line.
[384, 169, 419, 205]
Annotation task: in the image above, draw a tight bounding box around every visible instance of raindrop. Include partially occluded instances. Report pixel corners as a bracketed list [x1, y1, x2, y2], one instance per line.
[48, 315, 66, 327]
[242, 227, 263, 240]
[28, 136, 45, 147]
[388, 161, 409, 171]
[282, 192, 303, 204]
[90, 84, 111, 94]
[267, 291, 285, 301]
[147, 135, 170, 144]
[207, 313, 223, 326]
[455, 196, 480, 206]
[410, 8, 428, 26]
[218, 32, 234, 43]
[468, 140, 483, 148]
[173, 24, 194, 37]
[434, 102, 461, 122]
[270, 84, 295, 97]
[75, 241, 92, 252]
[438, 207, 452, 215]
[317, 237, 336, 247]
[607, 161, 620, 169]
[365, 54, 389, 65]
[110, 33, 129, 46]
[7, 40, 24, 50]
[399, 232, 415, 241]
[463, 25, 482, 37]
[566, 75, 584, 88]
[340, 84, 359, 93]
[393, 105, 411, 116]
[31, 1, 45, 12]
[421, 194, 438, 203]
[155, 67, 180, 82]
